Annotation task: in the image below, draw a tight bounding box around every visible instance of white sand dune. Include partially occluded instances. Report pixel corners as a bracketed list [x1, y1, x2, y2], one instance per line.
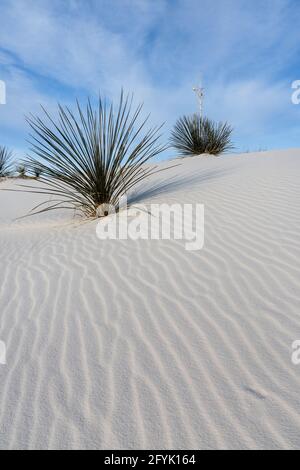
[0, 149, 300, 449]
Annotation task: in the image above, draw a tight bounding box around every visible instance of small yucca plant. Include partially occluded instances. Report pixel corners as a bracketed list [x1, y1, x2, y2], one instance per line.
[0, 146, 14, 177]
[170, 114, 234, 156]
[33, 165, 42, 179]
[24, 91, 166, 218]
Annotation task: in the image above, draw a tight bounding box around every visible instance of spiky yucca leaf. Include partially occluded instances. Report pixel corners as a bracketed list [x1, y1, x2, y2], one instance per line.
[170, 114, 233, 156]
[0, 146, 14, 177]
[24, 91, 166, 217]
[33, 165, 42, 178]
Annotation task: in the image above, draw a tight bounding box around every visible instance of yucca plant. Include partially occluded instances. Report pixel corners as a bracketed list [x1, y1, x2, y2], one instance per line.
[17, 164, 27, 178]
[170, 114, 233, 156]
[23, 91, 166, 217]
[33, 165, 42, 179]
[0, 146, 14, 177]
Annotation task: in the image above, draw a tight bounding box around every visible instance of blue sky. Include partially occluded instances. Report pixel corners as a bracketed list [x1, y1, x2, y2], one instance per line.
[0, 0, 300, 160]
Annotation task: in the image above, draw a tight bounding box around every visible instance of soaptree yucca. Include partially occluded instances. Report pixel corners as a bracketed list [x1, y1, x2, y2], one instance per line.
[24, 91, 166, 217]
[0, 146, 14, 177]
[170, 114, 233, 156]
[17, 164, 27, 178]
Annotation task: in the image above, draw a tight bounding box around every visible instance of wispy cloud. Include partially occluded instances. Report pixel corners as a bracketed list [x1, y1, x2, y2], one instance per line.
[0, 0, 300, 158]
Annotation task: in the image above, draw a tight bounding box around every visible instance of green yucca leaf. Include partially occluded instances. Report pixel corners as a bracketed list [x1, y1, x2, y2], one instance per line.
[0, 146, 14, 177]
